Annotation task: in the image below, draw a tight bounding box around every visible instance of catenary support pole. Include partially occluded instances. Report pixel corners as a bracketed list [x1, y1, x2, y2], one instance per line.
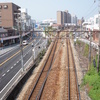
[89, 31, 92, 70]
[97, 0, 100, 72]
[19, 16, 24, 72]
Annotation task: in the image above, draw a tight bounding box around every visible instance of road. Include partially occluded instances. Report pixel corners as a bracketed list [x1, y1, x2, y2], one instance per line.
[0, 34, 43, 91]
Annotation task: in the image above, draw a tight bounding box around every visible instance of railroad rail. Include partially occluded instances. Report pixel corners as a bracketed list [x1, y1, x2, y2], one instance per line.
[66, 36, 70, 100]
[27, 31, 81, 100]
[66, 36, 81, 100]
[28, 36, 58, 100]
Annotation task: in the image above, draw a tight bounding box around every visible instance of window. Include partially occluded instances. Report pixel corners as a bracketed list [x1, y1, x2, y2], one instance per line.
[3, 5, 8, 9]
[96, 18, 98, 24]
[0, 5, 2, 9]
[0, 21, 2, 24]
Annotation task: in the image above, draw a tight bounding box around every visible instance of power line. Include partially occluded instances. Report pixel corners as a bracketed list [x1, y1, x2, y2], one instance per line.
[84, 2, 95, 15]
[84, 6, 98, 19]
[83, 1, 96, 18]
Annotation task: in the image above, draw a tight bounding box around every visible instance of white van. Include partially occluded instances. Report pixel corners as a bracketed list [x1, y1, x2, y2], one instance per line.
[22, 40, 28, 46]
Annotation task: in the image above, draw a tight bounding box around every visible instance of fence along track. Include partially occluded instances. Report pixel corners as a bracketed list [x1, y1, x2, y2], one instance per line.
[28, 37, 58, 100]
[66, 37, 81, 100]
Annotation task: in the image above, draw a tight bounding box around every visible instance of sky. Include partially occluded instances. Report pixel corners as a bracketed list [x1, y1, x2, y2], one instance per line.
[0, 0, 98, 21]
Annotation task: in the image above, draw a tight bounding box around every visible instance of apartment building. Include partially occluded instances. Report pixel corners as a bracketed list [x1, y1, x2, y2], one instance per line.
[21, 9, 30, 31]
[63, 11, 67, 24]
[20, 8, 34, 31]
[57, 11, 63, 25]
[66, 11, 71, 23]
[71, 14, 77, 25]
[82, 14, 100, 42]
[57, 10, 71, 25]
[0, 2, 20, 29]
[82, 14, 99, 31]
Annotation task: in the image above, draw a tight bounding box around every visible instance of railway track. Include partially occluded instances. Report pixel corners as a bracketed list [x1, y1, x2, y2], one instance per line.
[26, 31, 81, 100]
[28, 37, 58, 100]
[66, 36, 81, 100]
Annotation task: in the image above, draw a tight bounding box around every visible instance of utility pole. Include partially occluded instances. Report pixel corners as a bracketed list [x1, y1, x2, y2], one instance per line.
[89, 31, 92, 70]
[97, 0, 100, 72]
[18, 14, 24, 72]
[20, 28, 24, 72]
[80, 18, 82, 38]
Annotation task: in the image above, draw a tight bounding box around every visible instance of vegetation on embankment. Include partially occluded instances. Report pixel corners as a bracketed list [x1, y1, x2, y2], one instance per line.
[75, 39, 89, 57]
[81, 55, 100, 100]
[36, 49, 46, 65]
[75, 39, 100, 100]
[83, 44, 89, 57]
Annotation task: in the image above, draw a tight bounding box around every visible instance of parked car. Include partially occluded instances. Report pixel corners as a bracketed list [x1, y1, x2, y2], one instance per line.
[31, 43, 34, 47]
[22, 40, 28, 46]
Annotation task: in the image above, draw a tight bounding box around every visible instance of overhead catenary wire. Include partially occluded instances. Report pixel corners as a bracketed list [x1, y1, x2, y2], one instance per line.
[84, 2, 95, 15]
[84, 6, 98, 19]
[83, 1, 97, 19]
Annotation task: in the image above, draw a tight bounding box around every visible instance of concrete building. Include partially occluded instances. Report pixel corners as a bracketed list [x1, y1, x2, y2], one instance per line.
[77, 19, 82, 26]
[20, 9, 31, 31]
[62, 11, 67, 24]
[71, 14, 77, 25]
[0, 2, 20, 29]
[57, 11, 63, 25]
[40, 18, 56, 28]
[52, 24, 63, 30]
[30, 19, 34, 29]
[0, 3, 34, 47]
[32, 19, 36, 28]
[82, 14, 100, 42]
[82, 14, 99, 31]
[20, 8, 28, 31]
[57, 10, 71, 25]
[66, 11, 71, 23]
[20, 8, 34, 31]
[64, 10, 71, 23]
[93, 14, 99, 30]
[27, 15, 31, 30]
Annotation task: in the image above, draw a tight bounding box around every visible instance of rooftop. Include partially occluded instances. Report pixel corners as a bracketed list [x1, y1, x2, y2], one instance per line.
[0, 2, 20, 8]
[0, 28, 7, 33]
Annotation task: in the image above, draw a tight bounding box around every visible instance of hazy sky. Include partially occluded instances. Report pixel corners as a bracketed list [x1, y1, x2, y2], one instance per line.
[0, 0, 98, 21]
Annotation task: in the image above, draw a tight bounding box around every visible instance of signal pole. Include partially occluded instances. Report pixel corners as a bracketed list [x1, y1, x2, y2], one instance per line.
[97, 0, 100, 72]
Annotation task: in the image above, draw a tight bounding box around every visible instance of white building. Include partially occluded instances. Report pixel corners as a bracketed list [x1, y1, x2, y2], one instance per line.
[93, 14, 99, 30]
[71, 14, 77, 25]
[27, 15, 31, 29]
[20, 8, 34, 31]
[31, 19, 36, 28]
[40, 19, 56, 28]
[20, 8, 28, 31]
[83, 14, 99, 31]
